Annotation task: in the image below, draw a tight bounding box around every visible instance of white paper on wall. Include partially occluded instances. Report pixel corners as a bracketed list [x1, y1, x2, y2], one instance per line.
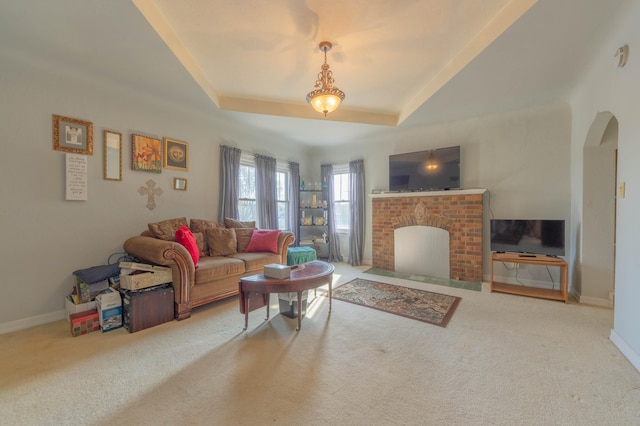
[65, 153, 88, 201]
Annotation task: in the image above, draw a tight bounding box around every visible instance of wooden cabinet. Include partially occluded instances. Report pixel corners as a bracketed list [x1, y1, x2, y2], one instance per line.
[299, 189, 329, 258]
[490, 252, 568, 303]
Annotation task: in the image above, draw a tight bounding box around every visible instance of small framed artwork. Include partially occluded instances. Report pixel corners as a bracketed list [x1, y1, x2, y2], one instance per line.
[132, 134, 162, 173]
[103, 130, 122, 181]
[174, 177, 187, 191]
[163, 137, 188, 171]
[52, 114, 93, 155]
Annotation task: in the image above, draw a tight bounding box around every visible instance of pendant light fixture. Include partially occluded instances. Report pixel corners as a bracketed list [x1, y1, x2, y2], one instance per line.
[306, 41, 345, 116]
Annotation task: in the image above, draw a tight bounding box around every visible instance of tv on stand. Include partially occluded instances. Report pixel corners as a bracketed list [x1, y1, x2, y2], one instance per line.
[490, 219, 565, 257]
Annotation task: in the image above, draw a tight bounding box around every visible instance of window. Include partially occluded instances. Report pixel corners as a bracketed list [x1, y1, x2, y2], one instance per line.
[276, 165, 290, 230]
[238, 157, 290, 231]
[238, 160, 256, 223]
[333, 165, 350, 231]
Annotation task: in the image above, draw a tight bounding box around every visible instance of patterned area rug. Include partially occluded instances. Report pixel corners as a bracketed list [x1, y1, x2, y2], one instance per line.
[331, 278, 461, 327]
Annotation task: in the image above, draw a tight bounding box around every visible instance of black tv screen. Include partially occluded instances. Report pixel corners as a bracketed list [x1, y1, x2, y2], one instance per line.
[389, 146, 460, 191]
[490, 219, 565, 256]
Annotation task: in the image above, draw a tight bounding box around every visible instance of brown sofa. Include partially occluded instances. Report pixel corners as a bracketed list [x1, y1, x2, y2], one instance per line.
[123, 217, 295, 320]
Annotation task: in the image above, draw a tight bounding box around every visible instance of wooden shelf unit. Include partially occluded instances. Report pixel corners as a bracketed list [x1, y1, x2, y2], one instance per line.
[490, 252, 568, 303]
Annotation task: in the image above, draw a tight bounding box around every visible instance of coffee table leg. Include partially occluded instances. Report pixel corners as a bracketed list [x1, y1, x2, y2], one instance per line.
[265, 293, 270, 321]
[296, 291, 302, 331]
[243, 294, 249, 330]
[328, 275, 332, 313]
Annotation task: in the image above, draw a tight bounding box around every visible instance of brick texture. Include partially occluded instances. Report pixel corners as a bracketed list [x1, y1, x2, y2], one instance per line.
[372, 194, 484, 282]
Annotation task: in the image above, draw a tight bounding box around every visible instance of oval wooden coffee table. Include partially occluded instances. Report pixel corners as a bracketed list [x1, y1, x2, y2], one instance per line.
[239, 260, 335, 331]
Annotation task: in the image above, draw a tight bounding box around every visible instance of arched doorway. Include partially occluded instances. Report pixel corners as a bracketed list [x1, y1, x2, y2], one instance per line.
[580, 112, 618, 306]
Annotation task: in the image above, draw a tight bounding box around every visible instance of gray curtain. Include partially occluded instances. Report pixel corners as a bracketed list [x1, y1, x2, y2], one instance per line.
[255, 154, 277, 229]
[289, 161, 300, 243]
[322, 164, 342, 262]
[218, 145, 241, 221]
[349, 159, 365, 266]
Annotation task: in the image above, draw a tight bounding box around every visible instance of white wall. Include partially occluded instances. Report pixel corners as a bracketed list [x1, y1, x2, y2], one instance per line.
[0, 46, 310, 329]
[313, 103, 572, 278]
[569, 1, 640, 370]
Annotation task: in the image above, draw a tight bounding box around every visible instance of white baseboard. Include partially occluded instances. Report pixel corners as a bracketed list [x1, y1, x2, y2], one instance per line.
[610, 329, 640, 373]
[0, 310, 65, 335]
[577, 294, 611, 308]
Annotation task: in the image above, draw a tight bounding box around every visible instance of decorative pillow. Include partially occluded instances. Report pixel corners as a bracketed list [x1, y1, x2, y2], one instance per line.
[175, 226, 200, 268]
[206, 228, 238, 257]
[235, 228, 255, 252]
[224, 217, 256, 229]
[148, 217, 188, 241]
[189, 218, 224, 234]
[246, 230, 281, 254]
[193, 232, 207, 257]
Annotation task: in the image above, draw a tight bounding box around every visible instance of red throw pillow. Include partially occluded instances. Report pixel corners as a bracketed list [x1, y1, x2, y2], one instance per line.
[246, 230, 281, 254]
[175, 226, 200, 268]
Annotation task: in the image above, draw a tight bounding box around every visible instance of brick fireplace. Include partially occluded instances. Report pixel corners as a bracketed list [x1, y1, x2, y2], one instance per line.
[371, 189, 485, 282]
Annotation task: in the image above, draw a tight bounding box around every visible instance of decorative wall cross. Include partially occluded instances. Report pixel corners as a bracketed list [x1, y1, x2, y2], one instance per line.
[138, 179, 162, 210]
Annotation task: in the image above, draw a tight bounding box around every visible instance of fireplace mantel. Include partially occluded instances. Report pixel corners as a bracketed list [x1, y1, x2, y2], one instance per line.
[370, 188, 486, 198]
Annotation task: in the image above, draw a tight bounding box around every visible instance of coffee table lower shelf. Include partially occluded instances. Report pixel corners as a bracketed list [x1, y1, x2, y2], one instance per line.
[490, 281, 567, 302]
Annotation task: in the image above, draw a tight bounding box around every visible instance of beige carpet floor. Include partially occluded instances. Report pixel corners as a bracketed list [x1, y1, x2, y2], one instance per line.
[1, 263, 639, 425]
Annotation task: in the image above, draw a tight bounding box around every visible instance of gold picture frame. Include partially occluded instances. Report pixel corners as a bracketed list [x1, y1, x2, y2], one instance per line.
[52, 114, 93, 155]
[174, 177, 187, 191]
[163, 137, 188, 171]
[103, 130, 122, 181]
[132, 134, 162, 173]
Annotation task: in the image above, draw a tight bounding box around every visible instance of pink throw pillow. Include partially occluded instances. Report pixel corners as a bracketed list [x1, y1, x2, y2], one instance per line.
[246, 230, 281, 254]
[175, 226, 200, 268]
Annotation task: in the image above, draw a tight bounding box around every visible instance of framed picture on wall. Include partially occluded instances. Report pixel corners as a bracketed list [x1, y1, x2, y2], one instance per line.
[52, 114, 93, 155]
[163, 137, 188, 171]
[132, 134, 162, 173]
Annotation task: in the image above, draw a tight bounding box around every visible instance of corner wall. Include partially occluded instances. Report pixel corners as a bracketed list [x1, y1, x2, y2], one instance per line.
[0, 46, 309, 329]
[568, 1, 640, 370]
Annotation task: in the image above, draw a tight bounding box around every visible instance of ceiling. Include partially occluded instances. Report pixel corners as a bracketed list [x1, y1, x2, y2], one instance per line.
[132, 0, 536, 127]
[0, 0, 632, 146]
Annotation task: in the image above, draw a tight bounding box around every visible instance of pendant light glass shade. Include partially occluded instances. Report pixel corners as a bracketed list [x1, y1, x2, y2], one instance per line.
[306, 41, 345, 116]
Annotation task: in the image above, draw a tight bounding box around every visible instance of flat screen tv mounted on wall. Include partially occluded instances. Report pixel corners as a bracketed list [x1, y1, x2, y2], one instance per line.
[490, 219, 565, 256]
[389, 145, 460, 192]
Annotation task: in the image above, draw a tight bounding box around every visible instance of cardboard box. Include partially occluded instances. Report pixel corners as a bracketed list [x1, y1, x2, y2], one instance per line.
[65, 295, 97, 322]
[95, 288, 122, 332]
[119, 262, 172, 290]
[264, 264, 291, 279]
[70, 309, 100, 337]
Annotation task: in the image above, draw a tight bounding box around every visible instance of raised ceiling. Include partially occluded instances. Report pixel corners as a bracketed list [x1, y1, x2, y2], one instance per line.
[133, 0, 537, 126]
[0, 0, 632, 147]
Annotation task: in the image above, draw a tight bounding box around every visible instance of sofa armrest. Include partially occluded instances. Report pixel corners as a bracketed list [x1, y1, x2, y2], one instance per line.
[123, 235, 195, 320]
[277, 231, 295, 265]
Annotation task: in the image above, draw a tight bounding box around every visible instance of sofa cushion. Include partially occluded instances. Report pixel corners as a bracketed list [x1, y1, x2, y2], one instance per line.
[195, 256, 245, 283]
[193, 232, 207, 257]
[189, 219, 224, 233]
[148, 217, 188, 241]
[224, 217, 256, 229]
[175, 226, 200, 268]
[206, 228, 237, 256]
[246, 229, 281, 254]
[229, 252, 281, 272]
[235, 228, 254, 252]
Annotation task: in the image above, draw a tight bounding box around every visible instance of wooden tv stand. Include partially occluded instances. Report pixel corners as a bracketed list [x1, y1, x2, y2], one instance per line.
[490, 252, 568, 303]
